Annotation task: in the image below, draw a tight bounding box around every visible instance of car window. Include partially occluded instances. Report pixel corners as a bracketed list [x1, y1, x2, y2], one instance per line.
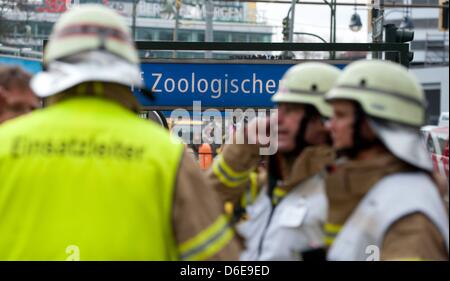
[426, 135, 436, 154]
[437, 136, 447, 156]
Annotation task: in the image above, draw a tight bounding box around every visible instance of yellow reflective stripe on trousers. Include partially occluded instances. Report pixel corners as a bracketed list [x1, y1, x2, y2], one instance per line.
[179, 215, 234, 261]
[213, 154, 250, 188]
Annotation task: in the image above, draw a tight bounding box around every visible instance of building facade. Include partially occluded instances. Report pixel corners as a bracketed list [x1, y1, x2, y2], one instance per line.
[383, 0, 448, 65]
[0, 0, 273, 59]
[380, 0, 449, 125]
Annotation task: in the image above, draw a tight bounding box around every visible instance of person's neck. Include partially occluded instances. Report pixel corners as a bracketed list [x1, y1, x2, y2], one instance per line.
[355, 145, 388, 161]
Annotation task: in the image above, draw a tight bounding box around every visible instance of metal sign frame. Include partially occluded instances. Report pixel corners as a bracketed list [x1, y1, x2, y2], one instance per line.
[135, 41, 411, 67]
[134, 41, 411, 110]
[42, 40, 411, 66]
[40, 40, 411, 111]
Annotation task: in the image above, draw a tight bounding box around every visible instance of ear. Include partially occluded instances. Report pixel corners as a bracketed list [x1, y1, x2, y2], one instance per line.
[360, 118, 377, 141]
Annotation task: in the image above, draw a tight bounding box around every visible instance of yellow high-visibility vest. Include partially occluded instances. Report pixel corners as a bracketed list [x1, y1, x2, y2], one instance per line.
[0, 96, 184, 260]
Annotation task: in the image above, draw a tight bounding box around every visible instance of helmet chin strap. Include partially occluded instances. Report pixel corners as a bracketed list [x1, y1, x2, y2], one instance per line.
[336, 102, 383, 159]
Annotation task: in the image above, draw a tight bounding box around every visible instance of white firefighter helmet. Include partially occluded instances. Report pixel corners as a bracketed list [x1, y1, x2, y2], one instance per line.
[272, 62, 341, 118]
[325, 60, 432, 171]
[31, 4, 144, 98]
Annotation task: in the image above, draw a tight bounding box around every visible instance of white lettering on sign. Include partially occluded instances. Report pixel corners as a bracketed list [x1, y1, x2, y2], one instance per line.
[149, 72, 281, 99]
[151, 73, 163, 93]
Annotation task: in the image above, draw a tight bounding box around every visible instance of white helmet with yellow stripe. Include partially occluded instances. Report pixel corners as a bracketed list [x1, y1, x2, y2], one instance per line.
[31, 4, 145, 98]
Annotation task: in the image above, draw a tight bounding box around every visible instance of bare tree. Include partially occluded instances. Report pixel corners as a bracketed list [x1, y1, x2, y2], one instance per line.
[0, 1, 36, 44]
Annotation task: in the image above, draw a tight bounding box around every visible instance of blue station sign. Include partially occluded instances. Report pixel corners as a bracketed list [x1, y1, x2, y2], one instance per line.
[135, 62, 346, 108]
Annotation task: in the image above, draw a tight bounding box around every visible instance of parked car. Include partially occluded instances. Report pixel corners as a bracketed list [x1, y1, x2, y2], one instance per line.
[438, 112, 449, 128]
[424, 126, 449, 182]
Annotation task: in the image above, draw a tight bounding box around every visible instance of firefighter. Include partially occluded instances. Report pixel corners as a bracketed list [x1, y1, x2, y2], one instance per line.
[324, 59, 449, 261]
[0, 65, 39, 124]
[208, 62, 340, 260]
[0, 5, 240, 260]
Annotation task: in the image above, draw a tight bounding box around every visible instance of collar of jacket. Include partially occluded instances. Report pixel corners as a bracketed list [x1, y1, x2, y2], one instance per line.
[276, 145, 335, 195]
[325, 152, 414, 226]
[50, 95, 136, 117]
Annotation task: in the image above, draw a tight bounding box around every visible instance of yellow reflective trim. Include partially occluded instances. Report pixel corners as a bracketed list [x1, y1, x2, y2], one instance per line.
[241, 172, 259, 208]
[273, 187, 287, 198]
[217, 154, 251, 179]
[324, 223, 342, 234]
[213, 159, 249, 188]
[240, 191, 247, 208]
[324, 236, 335, 247]
[224, 202, 234, 217]
[179, 215, 229, 255]
[184, 228, 235, 261]
[249, 172, 258, 202]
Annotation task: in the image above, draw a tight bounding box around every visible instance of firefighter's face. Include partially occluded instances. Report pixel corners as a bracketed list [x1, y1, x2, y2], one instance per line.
[277, 103, 304, 153]
[327, 100, 355, 150]
[303, 113, 329, 146]
[0, 86, 39, 124]
[277, 103, 330, 154]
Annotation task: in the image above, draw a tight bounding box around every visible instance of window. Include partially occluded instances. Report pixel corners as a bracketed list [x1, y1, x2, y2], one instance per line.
[427, 135, 436, 154]
[231, 33, 247, 42]
[158, 30, 173, 41]
[178, 31, 192, 42]
[412, 0, 438, 4]
[197, 32, 205, 42]
[137, 28, 154, 41]
[36, 22, 53, 36]
[437, 136, 447, 155]
[249, 34, 265, 42]
[424, 88, 441, 125]
[213, 32, 228, 42]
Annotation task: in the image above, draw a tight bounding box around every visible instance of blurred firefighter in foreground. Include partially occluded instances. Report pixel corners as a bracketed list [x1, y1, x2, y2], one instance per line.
[0, 66, 39, 124]
[208, 63, 340, 260]
[0, 5, 240, 260]
[324, 60, 449, 261]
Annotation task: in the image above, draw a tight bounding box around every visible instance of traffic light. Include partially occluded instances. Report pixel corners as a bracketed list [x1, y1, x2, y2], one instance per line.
[439, 0, 449, 31]
[384, 23, 414, 66]
[282, 16, 290, 42]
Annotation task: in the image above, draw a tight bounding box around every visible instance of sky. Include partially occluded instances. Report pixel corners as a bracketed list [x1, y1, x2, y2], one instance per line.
[257, 0, 370, 43]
